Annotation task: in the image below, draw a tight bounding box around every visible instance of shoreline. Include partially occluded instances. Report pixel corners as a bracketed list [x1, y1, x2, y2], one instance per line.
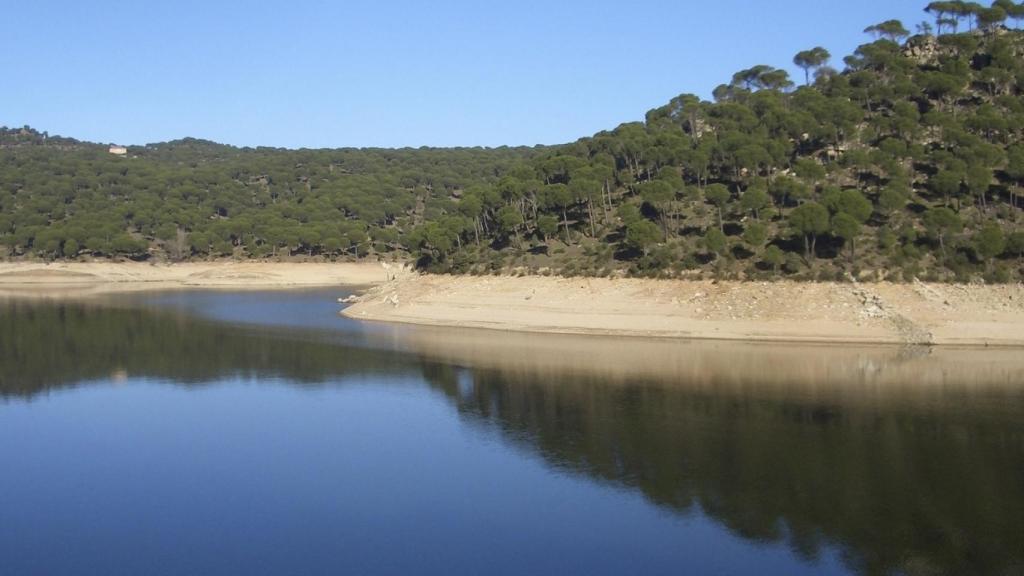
[0, 261, 397, 297]
[342, 274, 1024, 347]
[3, 262, 1022, 347]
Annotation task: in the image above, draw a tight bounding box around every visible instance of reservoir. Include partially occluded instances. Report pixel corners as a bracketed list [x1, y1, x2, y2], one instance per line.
[2, 289, 1022, 575]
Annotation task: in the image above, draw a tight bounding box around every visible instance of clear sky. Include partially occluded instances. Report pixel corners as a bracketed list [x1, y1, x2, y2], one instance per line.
[3, 0, 930, 149]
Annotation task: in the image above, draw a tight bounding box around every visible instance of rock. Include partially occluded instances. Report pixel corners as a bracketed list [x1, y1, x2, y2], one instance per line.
[902, 34, 940, 65]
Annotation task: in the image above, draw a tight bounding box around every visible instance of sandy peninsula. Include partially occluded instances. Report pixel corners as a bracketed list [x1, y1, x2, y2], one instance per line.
[3, 261, 1022, 346]
[342, 273, 1024, 347]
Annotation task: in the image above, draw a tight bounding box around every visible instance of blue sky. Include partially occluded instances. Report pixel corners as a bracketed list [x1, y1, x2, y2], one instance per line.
[3, 0, 930, 148]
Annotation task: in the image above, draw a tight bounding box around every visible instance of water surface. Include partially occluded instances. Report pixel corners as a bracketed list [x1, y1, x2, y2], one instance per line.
[2, 289, 1023, 575]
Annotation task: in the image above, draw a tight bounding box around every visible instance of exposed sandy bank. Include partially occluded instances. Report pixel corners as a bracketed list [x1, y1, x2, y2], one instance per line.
[342, 274, 1024, 347]
[0, 261, 399, 297]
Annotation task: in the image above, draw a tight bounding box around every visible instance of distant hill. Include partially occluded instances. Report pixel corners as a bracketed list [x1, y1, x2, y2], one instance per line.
[3, 2, 1024, 283]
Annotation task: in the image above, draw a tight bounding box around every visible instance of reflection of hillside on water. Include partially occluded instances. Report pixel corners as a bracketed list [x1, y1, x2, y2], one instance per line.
[3, 298, 1023, 576]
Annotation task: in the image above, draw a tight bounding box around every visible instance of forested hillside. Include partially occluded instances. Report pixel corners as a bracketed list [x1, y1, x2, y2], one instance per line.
[4, 1, 1024, 282]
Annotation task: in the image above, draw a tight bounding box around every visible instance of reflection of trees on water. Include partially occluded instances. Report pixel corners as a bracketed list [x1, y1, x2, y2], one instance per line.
[0, 301, 415, 396]
[422, 364, 1024, 576]
[3, 300, 1023, 576]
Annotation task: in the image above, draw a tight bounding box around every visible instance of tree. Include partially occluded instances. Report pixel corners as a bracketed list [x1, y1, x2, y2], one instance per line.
[742, 222, 768, 249]
[1007, 230, 1024, 259]
[732, 65, 774, 90]
[64, 238, 80, 258]
[965, 163, 993, 211]
[923, 206, 962, 256]
[189, 233, 210, 256]
[793, 158, 826, 185]
[740, 185, 771, 220]
[788, 202, 830, 260]
[617, 204, 643, 226]
[731, 65, 792, 91]
[763, 245, 785, 273]
[918, 72, 966, 112]
[411, 222, 457, 262]
[703, 228, 727, 258]
[111, 234, 147, 257]
[946, 1, 980, 31]
[440, 216, 469, 251]
[977, 6, 1008, 32]
[625, 219, 661, 257]
[925, 2, 956, 33]
[837, 190, 873, 223]
[497, 205, 524, 244]
[974, 223, 1006, 266]
[1001, 0, 1024, 28]
[878, 182, 910, 216]
[568, 177, 603, 237]
[322, 236, 343, 256]
[832, 212, 862, 263]
[759, 69, 794, 91]
[536, 215, 559, 244]
[640, 180, 675, 238]
[705, 184, 730, 232]
[542, 183, 575, 244]
[930, 170, 964, 206]
[793, 47, 831, 85]
[864, 20, 910, 41]
[1006, 144, 1024, 213]
[770, 176, 809, 214]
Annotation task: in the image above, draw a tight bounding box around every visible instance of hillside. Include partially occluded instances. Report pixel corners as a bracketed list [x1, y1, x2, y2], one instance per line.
[3, 1, 1024, 283]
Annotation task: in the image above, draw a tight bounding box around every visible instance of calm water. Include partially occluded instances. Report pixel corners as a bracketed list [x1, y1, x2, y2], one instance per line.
[2, 289, 1024, 576]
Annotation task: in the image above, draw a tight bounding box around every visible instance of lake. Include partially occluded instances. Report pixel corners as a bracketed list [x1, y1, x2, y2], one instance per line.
[2, 289, 1023, 575]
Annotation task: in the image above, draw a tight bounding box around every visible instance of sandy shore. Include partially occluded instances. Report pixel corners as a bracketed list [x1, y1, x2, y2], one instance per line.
[4, 262, 1021, 346]
[343, 274, 1024, 347]
[0, 261, 398, 297]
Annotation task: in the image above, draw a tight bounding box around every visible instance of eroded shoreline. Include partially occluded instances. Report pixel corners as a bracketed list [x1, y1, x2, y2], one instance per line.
[3, 262, 1022, 346]
[342, 273, 1024, 347]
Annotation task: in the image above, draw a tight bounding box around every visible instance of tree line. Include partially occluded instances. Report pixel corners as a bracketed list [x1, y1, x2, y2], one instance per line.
[3, 0, 1024, 282]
